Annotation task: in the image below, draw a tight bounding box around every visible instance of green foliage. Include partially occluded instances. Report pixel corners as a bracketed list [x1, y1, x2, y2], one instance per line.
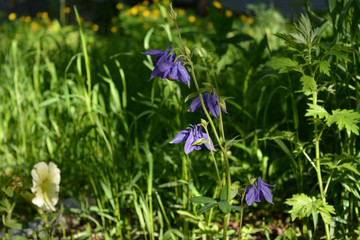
[285, 193, 335, 224]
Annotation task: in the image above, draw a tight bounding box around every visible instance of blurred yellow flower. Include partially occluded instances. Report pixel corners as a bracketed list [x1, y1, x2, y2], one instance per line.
[188, 15, 196, 23]
[36, 12, 42, 18]
[142, 0, 149, 6]
[42, 12, 49, 19]
[153, 0, 159, 3]
[8, 13, 16, 21]
[213, 1, 222, 9]
[247, 30, 253, 36]
[240, 14, 254, 24]
[116, 2, 124, 10]
[125, 9, 131, 16]
[92, 24, 99, 32]
[31, 22, 41, 31]
[25, 16, 32, 22]
[65, 7, 71, 14]
[143, 9, 151, 17]
[110, 26, 118, 33]
[130, 6, 139, 15]
[246, 17, 254, 24]
[31, 162, 60, 212]
[177, 8, 186, 16]
[143, 23, 152, 29]
[225, 10, 233, 18]
[152, 9, 160, 16]
[138, 6, 146, 12]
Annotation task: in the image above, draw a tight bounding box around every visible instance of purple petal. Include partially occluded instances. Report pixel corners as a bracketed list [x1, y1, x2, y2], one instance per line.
[177, 64, 191, 87]
[150, 67, 162, 80]
[170, 130, 190, 144]
[184, 131, 196, 154]
[261, 186, 274, 204]
[202, 132, 215, 151]
[188, 96, 202, 112]
[246, 187, 256, 206]
[142, 50, 164, 56]
[209, 94, 219, 118]
[158, 61, 174, 73]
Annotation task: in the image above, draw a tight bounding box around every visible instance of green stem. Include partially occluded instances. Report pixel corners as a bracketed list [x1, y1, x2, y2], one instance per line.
[312, 91, 330, 240]
[237, 187, 247, 240]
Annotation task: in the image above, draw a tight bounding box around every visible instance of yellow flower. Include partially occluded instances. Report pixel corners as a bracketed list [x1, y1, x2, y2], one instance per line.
[31, 162, 61, 212]
[188, 15, 196, 23]
[247, 30, 253, 36]
[142, 0, 150, 6]
[92, 24, 99, 32]
[110, 26, 118, 33]
[116, 2, 124, 10]
[138, 6, 146, 12]
[177, 8, 186, 16]
[42, 12, 49, 19]
[225, 10, 233, 18]
[31, 22, 41, 31]
[152, 9, 160, 16]
[130, 6, 139, 15]
[25, 16, 32, 22]
[212, 1, 222, 9]
[246, 17, 254, 24]
[143, 9, 151, 17]
[143, 23, 152, 29]
[65, 7, 71, 14]
[8, 13, 16, 21]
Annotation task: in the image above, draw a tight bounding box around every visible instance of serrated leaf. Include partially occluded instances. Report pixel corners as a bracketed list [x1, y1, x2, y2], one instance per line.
[285, 193, 313, 221]
[5, 219, 22, 229]
[336, 163, 360, 175]
[300, 75, 317, 96]
[3, 189, 14, 197]
[197, 203, 216, 216]
[319, 60, 330, 76]
[218, 200, 231, 214]
[266, 57, 300, 74]
[314, 199, 335, 224]
[327, 109, 360, 135]
[305, 104, 329, 119]
[190, 196, 217, 204]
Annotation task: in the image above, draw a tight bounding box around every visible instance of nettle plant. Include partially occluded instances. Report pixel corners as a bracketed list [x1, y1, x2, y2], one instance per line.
[142, 5, 275, 239]
[267, 15, 360, 239]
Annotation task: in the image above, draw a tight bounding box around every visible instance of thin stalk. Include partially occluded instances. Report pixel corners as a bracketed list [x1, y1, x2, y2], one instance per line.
[312, 91, 330, 240]
[203, 125, 222, 190]
[237, 187, 247, 240]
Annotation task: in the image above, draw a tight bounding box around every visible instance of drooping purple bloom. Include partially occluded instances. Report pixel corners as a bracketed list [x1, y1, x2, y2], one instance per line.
[170, 124, 215, 154]
[142, 47, 191, 87]
[49, 213, 62, 235]
[188, 91, 227, 118]
[245, 177, 275, 206]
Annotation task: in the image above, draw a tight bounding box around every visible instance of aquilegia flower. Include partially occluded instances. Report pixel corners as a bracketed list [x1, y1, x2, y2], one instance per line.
[142, 47, 191, 87]
[170, 124, 214, 154]
[245, 177, 275, 206]
[188, 91, 227, 118]
[31, 161, 61, 212]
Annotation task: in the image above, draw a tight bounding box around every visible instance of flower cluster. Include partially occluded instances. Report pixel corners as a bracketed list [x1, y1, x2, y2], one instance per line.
[245, 177, 275, 206]
[31, 161, 61, 212]
[188, 91, 227, 118]
[170, 124, 214, 154]
[142, 47, 191, 87]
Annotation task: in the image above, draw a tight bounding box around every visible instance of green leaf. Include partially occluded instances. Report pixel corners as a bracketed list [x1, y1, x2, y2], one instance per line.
[3, 189, 14, 197]
[190, 196, 217, 204]
[285, 193, 313, 221]
[218, 200, 231, 214]
[184, 92, 199, 103]
[231, 205, 243, 211]
[220, 185, 228, 201]
[274, 227, 298, 240]
[224, 135, 242, 150]
[300, 75, 317, 96]
[5, 219, 22, 229]
[266, 57, 300, 74]
[314, 199, 335, 224]
[319, 60, 330, 76]
[327, 109, 360, 135]
[305, 104, 329, 119]
[230, 189, 238, 200]
[197, 203, 216, 216]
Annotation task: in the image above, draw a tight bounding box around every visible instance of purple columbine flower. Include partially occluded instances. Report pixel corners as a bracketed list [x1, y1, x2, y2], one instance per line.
[170, 124, 214, 154]
[188, 91, 227, 118]
[142, 47, 191, 87]
[49, 213, 62, 235]
[245, 177, 275, 206]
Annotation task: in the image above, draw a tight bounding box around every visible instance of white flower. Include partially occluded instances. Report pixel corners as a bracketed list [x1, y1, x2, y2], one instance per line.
[31, 161, 61, 212]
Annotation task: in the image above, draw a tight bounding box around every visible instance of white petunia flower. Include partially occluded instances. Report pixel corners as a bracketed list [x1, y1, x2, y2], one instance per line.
[31, 161, 61, 212]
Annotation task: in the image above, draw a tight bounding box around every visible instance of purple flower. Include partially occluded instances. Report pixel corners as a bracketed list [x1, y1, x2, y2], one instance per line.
[49, 213, 62, 235]
[170, 124, 214, 154]
[188, 91, 227, 118]
[245, 177, 275, 206]
[142, 47, 191, 87]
